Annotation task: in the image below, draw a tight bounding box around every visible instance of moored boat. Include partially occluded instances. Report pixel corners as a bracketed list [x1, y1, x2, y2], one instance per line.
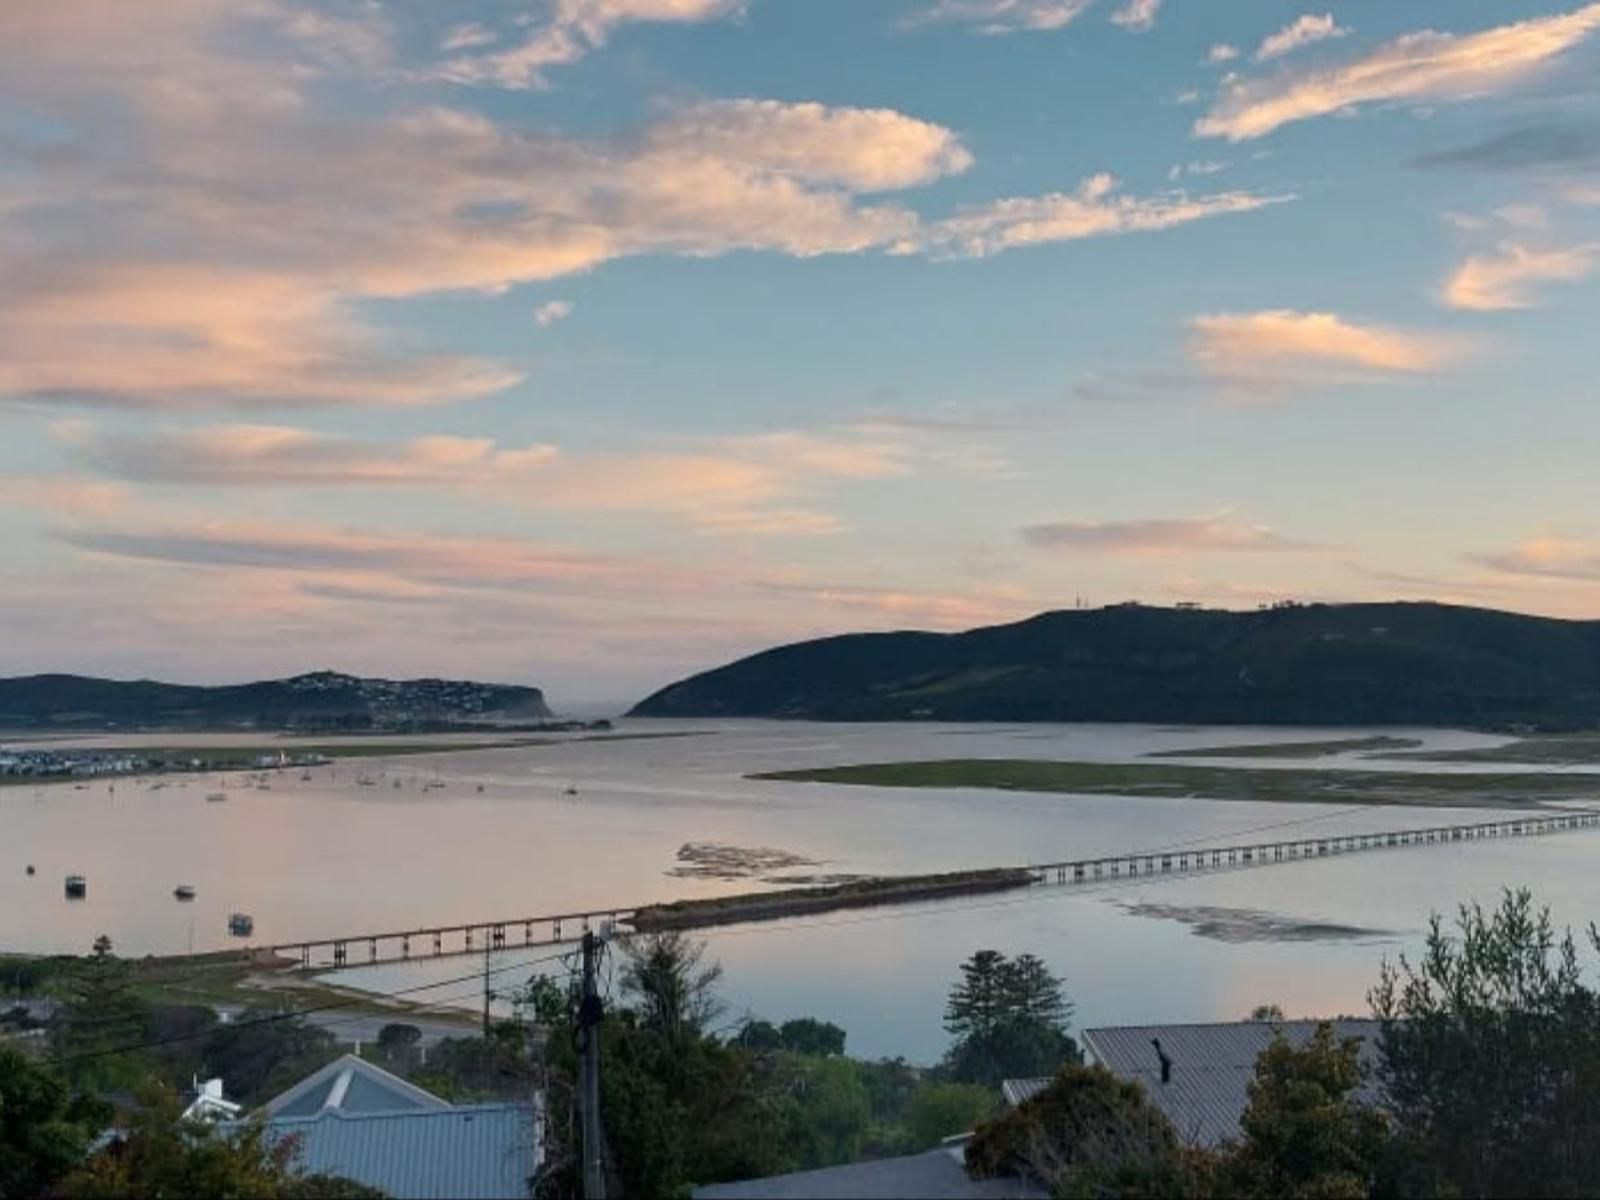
[174, 885, 196, 901]
[227, 912, 254, 936]
[64, 874, 87, 899]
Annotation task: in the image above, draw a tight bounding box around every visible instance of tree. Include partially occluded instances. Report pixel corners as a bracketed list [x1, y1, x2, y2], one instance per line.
[943, 950, 1010, 1042]
[1371, 888, 1600, 1198]
[732, 1020, 783, 1053]
[55, 936, 151, 1091]
[1219, 1023, 1389, 1199]
[778, 1019, 846, 1058]
[58, 1080, 381, 1198]
[1247, 1004, 1285, 1023]
[906, 1082, 994, 1150]
[0, 1047, 108, 1199]
[200, 1012, 339, 1105]
[966, 1064, 1204, 1197]
[618, 931, 724, 1045]
[943, 951, 1080, 1087]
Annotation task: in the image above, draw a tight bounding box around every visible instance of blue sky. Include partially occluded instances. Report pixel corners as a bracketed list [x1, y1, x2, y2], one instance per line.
[3, 0, 1600, 703]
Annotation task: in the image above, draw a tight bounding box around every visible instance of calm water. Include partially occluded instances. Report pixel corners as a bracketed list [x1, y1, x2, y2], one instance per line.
[4, 720, 1598, 1061]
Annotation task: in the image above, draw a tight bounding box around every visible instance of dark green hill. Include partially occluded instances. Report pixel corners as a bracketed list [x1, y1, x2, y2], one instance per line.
[0, 670, 551, 731]
[630, 602, 1600, 730]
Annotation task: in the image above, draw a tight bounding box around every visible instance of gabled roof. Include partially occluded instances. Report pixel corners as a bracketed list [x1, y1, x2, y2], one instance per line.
[1080, 1018, 1385, 1146]
[693, 1142, 1046, 1200]
[262, 1053, 450, 1118]
[265, 1102, 539, 1200]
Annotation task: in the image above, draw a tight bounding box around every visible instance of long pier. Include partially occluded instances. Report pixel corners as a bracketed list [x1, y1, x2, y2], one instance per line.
[268, 808, 1600, 972]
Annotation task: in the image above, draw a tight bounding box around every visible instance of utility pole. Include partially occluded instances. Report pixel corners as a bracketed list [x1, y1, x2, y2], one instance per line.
[578, 929, 607, 1199]
[482, 937, 493, 1035]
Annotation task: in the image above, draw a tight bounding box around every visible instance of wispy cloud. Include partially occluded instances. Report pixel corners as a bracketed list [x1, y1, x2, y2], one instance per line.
[534, 300, 575, 327]
[1470, 537, 1600, 581]
[901, 0, 1094, 35]
[909, 174, 1293, 258]
[1207, 43, 1240, 64]
[1256, 13, 1349, 62]
[1109, 0, 1161, 34]
[53, 421, 918, 537]
[1021, 514, 1321, 554]
[1414, 123, 1600, 173]
[1197, 4, 1600, 141]
[1443, 241, 1600, 309]
[1189, 310, 1459, 378]
[438, 0, 746, 89]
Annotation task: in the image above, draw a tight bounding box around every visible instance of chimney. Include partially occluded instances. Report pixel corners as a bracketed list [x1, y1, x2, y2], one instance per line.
[1151, 1037, 1173, 1085]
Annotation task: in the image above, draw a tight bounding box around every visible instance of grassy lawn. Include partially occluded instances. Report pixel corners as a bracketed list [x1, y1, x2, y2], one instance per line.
[751, 758, 1600, 808]
[1147, 735, 1423, 759]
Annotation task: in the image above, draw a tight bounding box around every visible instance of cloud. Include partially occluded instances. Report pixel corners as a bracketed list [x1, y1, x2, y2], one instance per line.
[1208, 43, 1240, 64]
[1470, 537, 1600, 580]
[1020, 515, 1320, 554]
[1167, 160, 1228, 181]
[1197, 4, 1600, 141]
[642, 99, 974, 190]
[1188, 310, 1459, 376]
[1109, 0, 1161, 33]
[1256, 13, 1349, 62]
[61, 522, 681, 593]
[0, 42, 975, 410]
[910, 174, 1293, 258]
[1414, 123, 1600, 172]
[438, 0, 746, 88]
[754, 579, 1031, 628]
[534, 300, 575, 327]
[53, 421, 917, 536]
[1442, 241, 1600, 309]
[901, 0, 1094, 35]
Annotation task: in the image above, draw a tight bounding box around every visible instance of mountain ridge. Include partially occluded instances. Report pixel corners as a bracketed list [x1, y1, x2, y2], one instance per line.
[0, 670, 552, 731]
[630, 601, 1600, 730]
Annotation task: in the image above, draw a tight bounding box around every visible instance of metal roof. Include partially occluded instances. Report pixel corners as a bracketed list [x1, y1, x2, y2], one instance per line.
[263, 1053, 451, 1118]
[693, 1144, 1047, 1200]
[267, 1102, 539, 1200]
[1079, 1019, 1385, 1147]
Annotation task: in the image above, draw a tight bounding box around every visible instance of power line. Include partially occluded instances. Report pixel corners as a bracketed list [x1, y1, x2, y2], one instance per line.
[54, 946, 575, 1067]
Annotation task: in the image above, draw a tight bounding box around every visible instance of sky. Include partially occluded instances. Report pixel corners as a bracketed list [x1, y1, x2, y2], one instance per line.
[4, 0, 1600, 705]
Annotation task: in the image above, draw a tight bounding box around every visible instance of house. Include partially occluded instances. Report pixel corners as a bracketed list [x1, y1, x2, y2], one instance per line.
[1004, 1018, 1385, 1147]
[693, 1137, 1046, 1200]
[242, 1054, 541, 1200]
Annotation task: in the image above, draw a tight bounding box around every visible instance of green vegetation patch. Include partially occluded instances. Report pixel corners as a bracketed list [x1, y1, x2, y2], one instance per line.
[752, 758, 1600, 808]
[1148, 735, 1423, 759]
[1382, 734, 1600, 766]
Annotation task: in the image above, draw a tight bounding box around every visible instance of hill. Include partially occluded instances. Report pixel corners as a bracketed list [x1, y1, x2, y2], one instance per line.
[0, 670, 552, 731]
[630, 602, 1600, 730]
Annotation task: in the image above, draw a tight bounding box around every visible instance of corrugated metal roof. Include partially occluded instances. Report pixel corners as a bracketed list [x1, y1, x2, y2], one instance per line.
[693, 1144, 1047, 1200]
[267, 1102, 539, 1200]
[1081, 1019, 1384, 1146]
[264, 1053, 451, 1117]
[1001, 1078, 1049, 1107]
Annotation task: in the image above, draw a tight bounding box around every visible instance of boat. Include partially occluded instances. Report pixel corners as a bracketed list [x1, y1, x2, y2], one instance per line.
[174, 885, 196, 901]
[227, 913, 254, 937]
[64, 875, 87, 899]
[25, 864, 35, 876]
[206, 791, 227, 803]
[564, 785, 579, 798]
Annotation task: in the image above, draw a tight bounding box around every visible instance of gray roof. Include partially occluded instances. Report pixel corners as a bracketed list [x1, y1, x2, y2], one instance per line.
[693, 1144, 1046, 1200]
[268, 1103, 539, 1200]
[1080, 1019, 1385, 1146]
[263, 1053, 450, 1118]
